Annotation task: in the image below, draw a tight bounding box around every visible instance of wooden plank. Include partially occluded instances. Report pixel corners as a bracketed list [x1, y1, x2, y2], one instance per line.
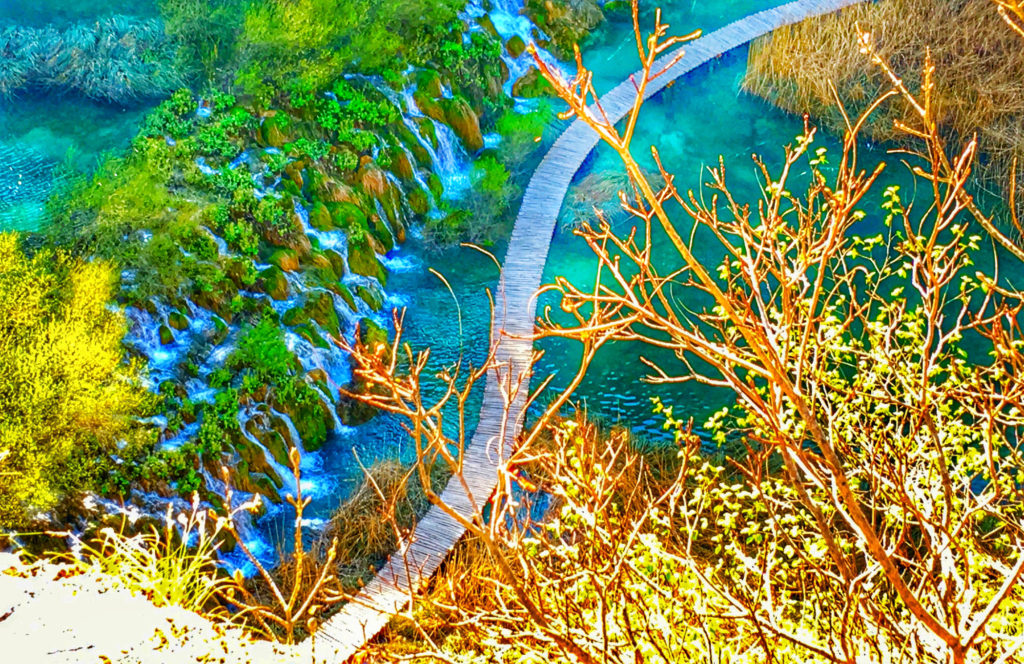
[311, 1, 866, 661]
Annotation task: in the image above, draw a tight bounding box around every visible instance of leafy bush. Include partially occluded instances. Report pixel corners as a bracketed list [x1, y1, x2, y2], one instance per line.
[0, 235, 153, 528]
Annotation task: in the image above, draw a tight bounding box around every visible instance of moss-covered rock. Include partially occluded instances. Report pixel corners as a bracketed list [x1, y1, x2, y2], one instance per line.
[308, 201, 335, 231]
[260, 265, 290, 300]
[347, 233, 386, 283]
[278, 397, 333, 452]
[260, 112, 292, 148]
[415, 117, 439, 151]
[293, 323, 329, 348]
[368, 214, 395, 252]
[306, 291, 340, 336]
[167, 310, 189, 331]
[325, 249, 346, 280]
[224, 258, 256, 290]
[269, 415, 296, 450]
[478, 13, 499, 38]
[282, 306, 309, 327]
[441, 96, 484, 152]
[395, 123, 433, 169]
[356, 284, 384, 312]
[335, 283, 357, 312]
[312, 174, 357, 204]
[192, 279, 238, 323]
[415, 69, 444, 100]
[268, 248, 300, 272]
[408, 187, 430, 216]
[389, 148, 415, 182]
[506, 34, 527, 58]
[310, 251, 339, 279]
[244, 417, 290, 466]
[210, 316, 230, 346]
[232, 461, 283, 504]
[359, 162, 391, 199]
[159, 324, 174, 345]
[284, 161, 305, 191]
[328, 201, 368, 232]
[234, 436, 284, 490]
[524, 0, 604, 59]
[427, 172, 444, 200]
[512, 67, 557, 98]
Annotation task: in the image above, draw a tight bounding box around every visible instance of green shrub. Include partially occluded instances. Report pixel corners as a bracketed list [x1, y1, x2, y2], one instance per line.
[0, 235, 154, 528]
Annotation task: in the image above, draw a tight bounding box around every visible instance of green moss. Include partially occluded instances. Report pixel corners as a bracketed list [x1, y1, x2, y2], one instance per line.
[260, 265, 290, 300]
[512, 67, 557, 98]
[309, 201, 335, 231]
[306, 291, 340, 336]
[293, 323, 329, 348]
[427, 172, 444, 200]
[356, 284, 384, 312]
[328, 201, 369, 232]
[267, 247, 300, 272]
[325, 249, 347, 280]
[369, 215, 395, 252]
[260, 113, 291, 147]
[282, 306, 309, 327]
[408, 187, 430, 215]
[167, 310, 189, 331]
[336, 283, 357, 312]
[346, 233, 385, 282]
[159, 324, 175, 345]
[506, 35, 526, 58]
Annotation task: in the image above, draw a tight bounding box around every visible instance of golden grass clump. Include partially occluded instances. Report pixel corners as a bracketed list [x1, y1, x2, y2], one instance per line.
[322, 459, 449, 590]
[745, 0, 1024, 207]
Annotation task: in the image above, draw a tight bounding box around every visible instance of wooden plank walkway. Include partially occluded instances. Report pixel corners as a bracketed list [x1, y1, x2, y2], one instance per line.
[312, 0, 865, 659]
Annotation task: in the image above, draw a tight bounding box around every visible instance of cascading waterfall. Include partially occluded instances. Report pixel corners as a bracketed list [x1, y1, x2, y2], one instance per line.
[56, 0, 563, 570]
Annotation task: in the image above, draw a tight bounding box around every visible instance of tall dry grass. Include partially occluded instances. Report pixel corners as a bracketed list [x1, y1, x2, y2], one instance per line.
[745, 0, 1024, 208]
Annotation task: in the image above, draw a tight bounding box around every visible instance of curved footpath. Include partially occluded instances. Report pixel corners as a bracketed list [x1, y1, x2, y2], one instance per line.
[314, 0, 865, 659]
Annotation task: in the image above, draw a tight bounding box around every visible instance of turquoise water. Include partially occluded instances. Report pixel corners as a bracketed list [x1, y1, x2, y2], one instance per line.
[0, 0, 158, 231]
[530, 1, 1015, 442]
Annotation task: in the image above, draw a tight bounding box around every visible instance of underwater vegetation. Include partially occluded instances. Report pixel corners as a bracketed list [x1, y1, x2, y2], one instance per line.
[0, 15, 183, 103]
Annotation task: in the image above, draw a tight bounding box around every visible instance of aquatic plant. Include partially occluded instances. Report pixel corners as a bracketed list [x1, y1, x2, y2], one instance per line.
[0, 16, 184, 103]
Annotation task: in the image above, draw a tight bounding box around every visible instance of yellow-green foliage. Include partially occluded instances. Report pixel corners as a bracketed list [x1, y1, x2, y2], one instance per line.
[235, 0, 463, 95]
[745, 0, 1024, 204]
[81, 499, 230, 614]
[0, 233, 153, 528]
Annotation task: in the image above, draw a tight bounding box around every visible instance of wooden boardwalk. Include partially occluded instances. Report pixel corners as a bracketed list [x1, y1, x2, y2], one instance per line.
[313, 0, 865, 659]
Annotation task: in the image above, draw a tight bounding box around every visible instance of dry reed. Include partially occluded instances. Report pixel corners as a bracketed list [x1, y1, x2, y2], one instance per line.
[745, 0, 1024, 210]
